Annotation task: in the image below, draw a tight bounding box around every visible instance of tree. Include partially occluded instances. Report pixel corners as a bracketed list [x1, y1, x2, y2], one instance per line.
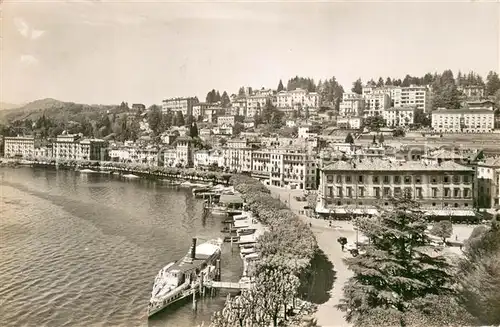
[337, 198, 463, 326]
[377, 77, 384, 87]
[287, 76, 316, 92]
[317, 77, 344, 110]
[238, 87, 246, 97]
[189, 122, 199, 138]
[364, 116, 386, 131]
[486, 71, 500, 96]
[233, 122, 244, 136]
[393, 127, 405, 137]
[147, 105, 162, 135]
[221, 91, 231, 108]
[385, 77, 393, 86]
[351, 78, 363, 95]
[306, 192, 317, 213]
[378, 133, 384, 144]
[414, 109, 431, 127]
[175, 111, 185, 126]
[345, 133, 354, 144]
[372, 135, 377, 144]
[277, 79, 285, 92]
[337, 237, 347, 251]
[458, 217, 500, 325]
[431, 220, 453, 244]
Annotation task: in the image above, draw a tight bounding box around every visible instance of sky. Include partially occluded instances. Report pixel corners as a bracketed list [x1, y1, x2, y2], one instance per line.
[2, 0, 500, 106]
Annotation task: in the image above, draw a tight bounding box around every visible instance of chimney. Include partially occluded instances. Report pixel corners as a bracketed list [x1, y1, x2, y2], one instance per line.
[191, 238, 197, 260]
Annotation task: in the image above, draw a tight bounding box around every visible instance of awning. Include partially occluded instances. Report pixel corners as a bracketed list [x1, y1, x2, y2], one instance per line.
[220, 194, 244, 205]
[423, 209, 476, 217]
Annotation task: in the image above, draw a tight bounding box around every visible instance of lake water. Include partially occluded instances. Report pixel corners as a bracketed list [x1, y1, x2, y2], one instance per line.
[0, 167, 242, 327]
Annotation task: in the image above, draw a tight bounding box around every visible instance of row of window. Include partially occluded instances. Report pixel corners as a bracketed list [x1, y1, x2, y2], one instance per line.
[332, 200, 470, 208]
[326, 186, 472, 199]
[325, 174, 471, 185]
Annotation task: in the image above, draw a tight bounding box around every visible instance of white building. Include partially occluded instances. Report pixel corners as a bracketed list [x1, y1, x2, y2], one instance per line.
[364, 93, 391, 117]
[339, 97, 365, 117]
[217, 115, 236, 127]
[251, 147, 317, 190]
[383, 107, 416, 127]
[337, 117, 362, 130]
[3, 136, 36, 158]
[392, 86, 430, 113]
[230, 99, 247, 116]
[194, 149, 223, 168]
[459, 85, 485, 98]
[431, 108, 495, 133]
[221, 139, 255, 173]
[246, 95, 272, 118]
[161, 97, 199, 116]
[276, 88, 319, 111]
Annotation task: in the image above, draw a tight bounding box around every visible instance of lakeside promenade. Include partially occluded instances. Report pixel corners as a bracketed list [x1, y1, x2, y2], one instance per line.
[266, 185, 479, 327]
[267, 185, 354, 327]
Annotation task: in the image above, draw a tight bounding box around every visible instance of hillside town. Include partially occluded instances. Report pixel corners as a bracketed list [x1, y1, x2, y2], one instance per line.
[2, 73, 500, 220]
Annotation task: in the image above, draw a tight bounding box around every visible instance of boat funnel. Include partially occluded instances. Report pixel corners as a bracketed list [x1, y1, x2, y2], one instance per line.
[191, 238, 197, 260]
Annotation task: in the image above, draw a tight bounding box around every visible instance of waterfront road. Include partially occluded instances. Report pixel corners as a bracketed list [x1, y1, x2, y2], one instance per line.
[267, 186, 354, 327]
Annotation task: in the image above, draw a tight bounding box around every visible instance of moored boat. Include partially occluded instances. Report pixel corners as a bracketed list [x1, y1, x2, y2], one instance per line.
[147, 237, 223, 318]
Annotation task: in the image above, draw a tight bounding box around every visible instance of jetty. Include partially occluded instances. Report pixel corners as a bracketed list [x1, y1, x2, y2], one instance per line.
[204, 280, 253, 290]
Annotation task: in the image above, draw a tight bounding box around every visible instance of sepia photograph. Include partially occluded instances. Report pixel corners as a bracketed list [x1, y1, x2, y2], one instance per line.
[1, 0, 500, 326]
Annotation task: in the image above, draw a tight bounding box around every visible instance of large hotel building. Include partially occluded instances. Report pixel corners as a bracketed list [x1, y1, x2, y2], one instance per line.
[317, 158, 475, 218]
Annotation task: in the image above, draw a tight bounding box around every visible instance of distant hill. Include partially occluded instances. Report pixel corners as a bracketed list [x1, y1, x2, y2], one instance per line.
[0, 98, 120, 124]
[0, 102, 21, 111]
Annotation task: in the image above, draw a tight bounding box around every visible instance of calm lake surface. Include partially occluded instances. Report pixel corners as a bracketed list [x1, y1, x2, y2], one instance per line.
[0, 167, 242, 327]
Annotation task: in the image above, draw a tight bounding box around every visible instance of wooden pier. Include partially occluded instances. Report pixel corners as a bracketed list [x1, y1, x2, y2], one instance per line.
[204, 280, 253, 290]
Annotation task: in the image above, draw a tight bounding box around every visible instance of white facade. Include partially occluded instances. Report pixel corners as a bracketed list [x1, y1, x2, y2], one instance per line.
[276, 89, 319, 110]
[432, 109, 495, 133]
[246, 95, 269, 118]
[339, 98, 365, 117]
[161, 97, 198, 116]
[337, 117, 362, 129]
[251, 148, 317, 190]
[230, 99, 247, 116]
[383, 107, 416, 127]
[3, 136, 36, 158]
[392, 86, 430, 113]
[217, 115, 236, 127]
[221, 139, 254, 173]
[364, 93, 391, 117]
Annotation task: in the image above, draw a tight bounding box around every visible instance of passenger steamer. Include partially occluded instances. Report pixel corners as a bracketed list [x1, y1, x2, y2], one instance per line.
[147, 237, 223, 317]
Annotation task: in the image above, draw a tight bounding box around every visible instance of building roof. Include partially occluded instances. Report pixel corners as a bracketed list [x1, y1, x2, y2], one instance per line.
[219, 194, 244, 205]
[385, 106, 417, 111]
[433, 108, 494, 114]
[322, 158, 473, 172]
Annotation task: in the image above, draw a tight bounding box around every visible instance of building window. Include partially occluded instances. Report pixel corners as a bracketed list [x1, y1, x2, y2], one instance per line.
[463, 175, 470, 184]
[394, 187, 401, 197]
[336, 175, 342, 183]
[416, 187, 423, 199]
[444, 188, 450, 197]
[327, 175, 334, 183]
[346, 175, 352, 183]
[415, 176, 422, 184]
[383, 187, 391, 197]
[337, 187, 343, 198]
[394, 176, 401, 184]
[453, 188, 460, 198]
[347, 187, 353, 198]
[358, 175, 364, 183]
[432, 188, 438, 198]
[431, 176, 438, 184]
[358, 186, 365, 197]
[404, 187, 412, 197]
[327, 186, 333, 197]
[404, 176, 412, 184]
[444, 176, 450, 184]
[383, 176, 390, 184]
[452, 175, 460, 184]
[464, 188, 471, 198]
[432, 202, 436, 207]
[374, 187, 381, 198]
[454, 203, 459, 208]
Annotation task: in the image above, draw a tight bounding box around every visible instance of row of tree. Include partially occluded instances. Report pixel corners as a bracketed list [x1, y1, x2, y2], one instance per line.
[206, 89, 231, 107]
[209, 175, 319, 326]
[337, 196, 500, 326]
